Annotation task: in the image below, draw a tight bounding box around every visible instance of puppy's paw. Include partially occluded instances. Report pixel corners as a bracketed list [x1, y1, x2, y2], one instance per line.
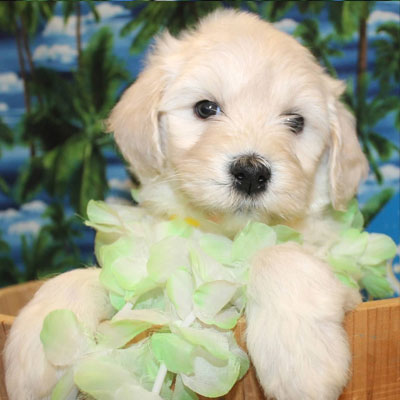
[4, 268, 114, 400]
[246, 243, 352, 400]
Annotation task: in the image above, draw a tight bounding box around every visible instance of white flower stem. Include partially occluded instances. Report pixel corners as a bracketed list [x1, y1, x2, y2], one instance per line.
[152, 363, 168, 394]
[151, 311, 196, 395]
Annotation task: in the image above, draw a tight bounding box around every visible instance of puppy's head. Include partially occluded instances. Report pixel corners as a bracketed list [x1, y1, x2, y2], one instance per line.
[108, 10, 368, 223]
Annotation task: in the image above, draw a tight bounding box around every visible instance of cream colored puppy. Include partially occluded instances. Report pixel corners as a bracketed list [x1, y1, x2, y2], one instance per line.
[5, 10, 368, 400]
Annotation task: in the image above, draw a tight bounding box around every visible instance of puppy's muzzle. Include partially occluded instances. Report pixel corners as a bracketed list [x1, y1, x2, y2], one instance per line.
[230, 154, 271, 196]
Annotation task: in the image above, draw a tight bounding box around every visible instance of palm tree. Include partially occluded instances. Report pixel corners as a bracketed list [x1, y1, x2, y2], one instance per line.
[294, 19, 342, 77]
[0, 231, 19, 286]
[373, 21, 400, 129]
[0, 1, 54, 156]
[0, 118, 13, 195]
[302, 2, 397, 187]
[0, 3, 31, 113]
[120, 1, 225, 53]
[61, 0, 100, 69]
[19, 202, 84, 282]
[14, 28, 129, 218]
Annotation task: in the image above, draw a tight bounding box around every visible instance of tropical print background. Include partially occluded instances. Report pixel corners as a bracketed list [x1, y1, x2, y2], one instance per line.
[0, 1, 399, 295]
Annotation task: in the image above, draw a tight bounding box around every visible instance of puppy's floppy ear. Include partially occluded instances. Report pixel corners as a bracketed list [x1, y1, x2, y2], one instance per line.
[107, 32, 179, 180]
[327, 79, 368, 210]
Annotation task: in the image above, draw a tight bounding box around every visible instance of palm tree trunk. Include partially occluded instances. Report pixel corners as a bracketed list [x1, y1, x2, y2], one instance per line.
[15, 25, 29, 112]
[76, 1, 82, 69]
[356, 16, 367, 100]
[20, 16, 42, 106]
[15, 19, 35, 157]
[20, 17, 34, 77]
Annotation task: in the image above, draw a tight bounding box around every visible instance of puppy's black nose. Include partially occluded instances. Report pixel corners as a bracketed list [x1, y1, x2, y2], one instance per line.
[230, 155, 271, 196]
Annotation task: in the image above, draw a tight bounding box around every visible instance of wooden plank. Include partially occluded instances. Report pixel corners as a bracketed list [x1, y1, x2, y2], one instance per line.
[0, 281, 43, 317]
[339, 298, 400, 400]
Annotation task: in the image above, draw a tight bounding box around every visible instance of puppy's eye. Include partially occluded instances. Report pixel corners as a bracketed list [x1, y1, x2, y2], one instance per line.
[282, 113, 304, 134]
[194, 100, 221, 119]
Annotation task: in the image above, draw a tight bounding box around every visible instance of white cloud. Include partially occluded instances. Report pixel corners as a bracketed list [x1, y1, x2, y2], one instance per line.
[368, 10, 400, 25]
[21, 200, 47, 213]
[108, 178, 132, 191]
[33, 44, 77, 64]
[96, 3, 129, 20]
[273, 18, 298, 33]
[366, 163, 400, 183]
[0, 208, 18, 218]
[0, 72, 23, 93]
[8, 220, 41, 235]
[381, 164, 400, 181]
[0, 102, 8, 112]
[105, 196, 132, 205]
[43, 15, 89, 37]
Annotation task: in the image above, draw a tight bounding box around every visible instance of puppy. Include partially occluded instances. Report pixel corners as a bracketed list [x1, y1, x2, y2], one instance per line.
[4, 10, 368, 400]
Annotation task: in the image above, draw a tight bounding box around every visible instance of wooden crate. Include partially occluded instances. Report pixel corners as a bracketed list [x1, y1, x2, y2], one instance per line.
[0, 281, 399, 399]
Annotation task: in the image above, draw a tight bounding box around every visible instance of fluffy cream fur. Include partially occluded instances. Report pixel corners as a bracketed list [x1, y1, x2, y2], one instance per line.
[5, 10, 368, 400]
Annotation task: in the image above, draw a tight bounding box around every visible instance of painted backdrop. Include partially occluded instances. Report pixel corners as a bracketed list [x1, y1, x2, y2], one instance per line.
[0, 1, 399, 295]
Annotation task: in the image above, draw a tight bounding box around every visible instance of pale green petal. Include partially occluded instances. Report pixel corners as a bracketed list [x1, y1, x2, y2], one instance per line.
[151, 333, 195, 374]
[361, 273, 394, 298]
[189, 248, 234, 286]
[111, 339, 160, 388]
[172, 326, 230, 360]
[134, 287, 165, 311]
[40, 310, 92, 366]
[109, 292, 126, 311]
[87, 200, 151, 238]
[86, 200, 123, 230]
[226, 332, 249, 380]
[232, 222, 276, 262]
[231, 286, 247, 311]
[99, 234, 147, 269]
[147, 237, 190, 283]
[112, 309, 169, 325]
[99, 235, 149, 294]
[166, 269, 194, 320]
[327, 255, 363, 280]
[74, 358, 138, 400]
[199, 234, 233, 264]
[330, 229, 368, 259]
[332, 198, 363, 230]
[193, 281, 240, 321]
[160, 372, 175, 400]
[112, 255, 148, 290]
[128, 277, 160, 299]
[363, 264, 387, 277]
[51, 368, 78, 400]
[172, 375, 198, 400]
[115, 384, 163, 400]
[155, 219, 194, 241]
[98, 235, 139, 294]
[351, 208, 364, 230]
[207, 306, 242, 330]
[272, 225, 302, 244]
[94, 231, 123, 261]
[131, 188, 140, 202]
[99, 264, 125, 296]
[359, 234, 397, 266]
[181, 348, 240, 397]
[335, 273, 359, 289]
[96, 320, 151, 349]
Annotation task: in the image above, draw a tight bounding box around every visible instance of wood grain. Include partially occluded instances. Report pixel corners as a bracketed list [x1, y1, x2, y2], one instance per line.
[0, 282, 399, 399]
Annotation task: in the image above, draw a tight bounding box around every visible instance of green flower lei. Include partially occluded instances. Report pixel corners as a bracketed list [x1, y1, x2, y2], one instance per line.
[41, 197, 396, 400]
